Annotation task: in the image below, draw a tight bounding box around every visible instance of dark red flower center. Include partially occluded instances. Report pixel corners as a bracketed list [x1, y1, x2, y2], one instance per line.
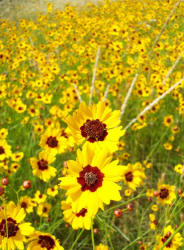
[61, 131, 68, 139]
[38, 235, 55, 250]
[80, 119, 108, 142]
[125, 171, 133, 182]
[161, 231, 172, 247]
[159, 188, 169, 199]
[43, 207, 48, 213]
[21, 202, 27, 209]
[46, 136, 58, 148]
[38, 159, 48, 170]
[77, 165, 104, 192]
[76, 208, 87, 217]
[0, 146, 5, 154]
[0, 218, 19, 238]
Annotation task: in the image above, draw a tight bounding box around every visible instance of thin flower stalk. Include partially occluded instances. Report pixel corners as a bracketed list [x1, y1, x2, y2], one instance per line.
[89, 46, 100, 105]
[120, 74, 138, 118]
[124, 78, 184, 131]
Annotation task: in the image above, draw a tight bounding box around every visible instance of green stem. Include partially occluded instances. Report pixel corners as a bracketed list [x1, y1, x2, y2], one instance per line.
[121, 229, 151, 250]
[70, 229, 84, 250]
[91, 220, 95, 250]
[105, 192, 145, 213]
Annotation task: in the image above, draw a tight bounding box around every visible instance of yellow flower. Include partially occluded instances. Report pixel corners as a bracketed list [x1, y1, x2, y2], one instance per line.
[154, 225, 183, 249]
[47, 3, 53, 13]
[59, 143, 124, 215]
[96, 243, 109, 250]
[11, 152, 24, 162]
[47, 185, 59, 197]
[149, 213, 157, 230]
[157, 184, 176, 205]
[139, 244, 147, 250]
[174, 164, 183, 175]
[65, 101, 124, 153]
[33, 190, 47, 204]
[9, 163, 20, 173]
[61, 197, 94, 230]
[27, 231, 64, 250]
[146, 189, 154, 197]
[163, 142, 173, 151]
[121, 162, 146, 190]
[151, 204, 158, 212]
[37, 202, 51, 217]
[0, 201, 34, 250]
[19, 196, 36, 213]
[0, 129, 8, 139]
[122, 152, 130, 160]
[0, 140, 12, 161]
[171, 125, 180, 134]
[163, 115, 173, 127]
[40, 127, 68, 155]
[30, 150, 57, 182]
[124, 189, 133, 197]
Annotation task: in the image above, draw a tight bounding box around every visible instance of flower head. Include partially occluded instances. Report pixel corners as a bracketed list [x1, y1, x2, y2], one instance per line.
[0, 202, 34, 250]
[65, 101, 124, 152]
[59, 143, 124, 215]
[30, 150, 57, 182]
[157, 184, 176, 205]
[27, 231, 64, 250]
[122, 162, 146, 190]
[155, 225, 183, 249]
[61, 197, 94, 230]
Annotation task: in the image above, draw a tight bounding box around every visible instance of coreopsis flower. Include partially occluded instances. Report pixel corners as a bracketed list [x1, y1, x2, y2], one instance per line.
[0, 202, 34, 250]
[154, 225, 183, 249]
[65, 101, 124, 152]
[61, 197, 94, 230]
[11, 152, 24, 162]
[124, 189, 133, 197]
[0, 140, 12, 161]
[174, 164, 184, 175]
[33, 191, 47, 204]
[171, 125, 180, 134]
[163, 142, 173, 151]
[121, 162, 146, 190]
[96, 243, 109, 250]
[149, 213, 157, 230]
[10, 163, 20, 173]
[163, 115, 173, 127]
[27, 231, 64, 250]
[30, 150, 57, 182]
[37, 202, 51, 217]
[19, 196, 36, 213]
[47, 185, 59, 197]
[40, 127, 67, 155]
[139, 244, 147, 250]
[59, 143, 124, 215]
[60, 127, 75, 148]
[0, 129, 8, 139]
[151, 204, 158, 212]
[146, 189, 154, 197]
[157, 184, 176, 205]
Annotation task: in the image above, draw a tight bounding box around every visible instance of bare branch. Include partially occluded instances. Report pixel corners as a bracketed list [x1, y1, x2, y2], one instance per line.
[124, 78, 184, 131]
[72, 83, 82, 103]
[163, 50, 184, 85]
[120, 74, 138, 118]
[103, 84, 110, 101]
[89, 46, 100, 105]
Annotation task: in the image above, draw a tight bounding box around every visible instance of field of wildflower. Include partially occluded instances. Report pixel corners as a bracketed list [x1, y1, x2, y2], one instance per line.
[0, 0, 184, 249]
